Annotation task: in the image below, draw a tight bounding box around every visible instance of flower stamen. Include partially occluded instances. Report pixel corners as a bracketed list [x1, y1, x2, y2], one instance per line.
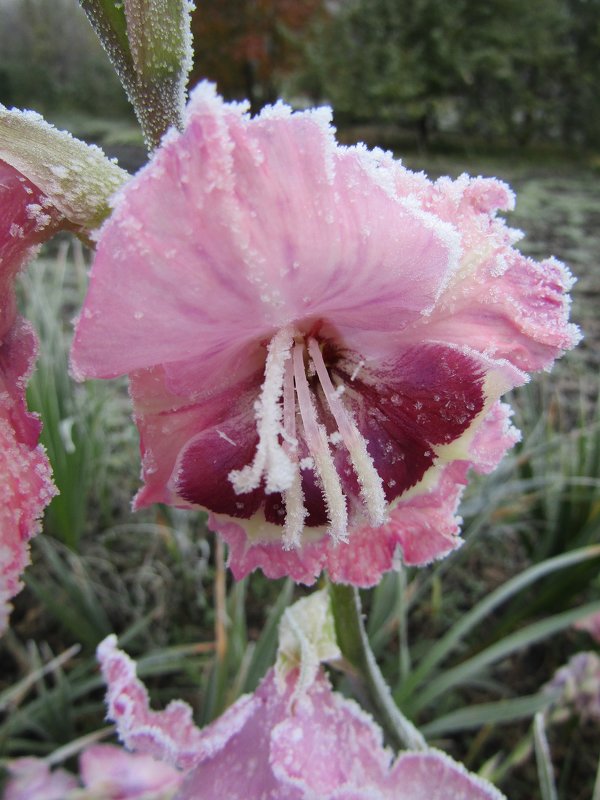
[282, 351, 306, 549]
[229, 327, 296, 495]
[293, 340, 348, 542]
[308, 339, 387, 527]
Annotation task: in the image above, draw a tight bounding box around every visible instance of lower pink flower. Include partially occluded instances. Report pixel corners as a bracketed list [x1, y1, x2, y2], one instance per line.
[2, 758, 78, 800]
[2, 745, 183, 799]
[97, 635, 505, 800]
[0, 161, 59, 634]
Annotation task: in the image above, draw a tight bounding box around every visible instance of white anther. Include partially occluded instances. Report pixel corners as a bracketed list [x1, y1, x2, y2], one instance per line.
[308, 339, 387, 526]
[229, 327, 296, 495]
[293, 342, 348, 541]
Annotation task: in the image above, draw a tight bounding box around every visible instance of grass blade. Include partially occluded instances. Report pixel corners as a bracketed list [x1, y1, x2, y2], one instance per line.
[395, 545, 600, 705]
[534, 713, 558, 800]
[409, 598, 600, 714]
[421, 692, 554, 737]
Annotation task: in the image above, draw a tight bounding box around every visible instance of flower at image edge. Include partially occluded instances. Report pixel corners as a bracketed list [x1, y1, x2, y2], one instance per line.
[0, 161, 59, 634]
[71, 82, 580, 586]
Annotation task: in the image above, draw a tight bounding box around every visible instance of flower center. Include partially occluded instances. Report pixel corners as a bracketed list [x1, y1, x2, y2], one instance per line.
[229, 326, 387, 548]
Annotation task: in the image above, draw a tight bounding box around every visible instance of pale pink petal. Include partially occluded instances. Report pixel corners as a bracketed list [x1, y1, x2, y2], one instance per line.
[97, 639, 505, 800]
[97, 635, 257, 771]
[3, 758, 78, 800]
[403, 172, 580, 372]
[0, 320, 56, 633]
[71, 83, 459, 383]
[270, 676, 392, 796]
[176, 668, 392, 800]
[383, 750, 505, 799]
[80, 744, 183, 799]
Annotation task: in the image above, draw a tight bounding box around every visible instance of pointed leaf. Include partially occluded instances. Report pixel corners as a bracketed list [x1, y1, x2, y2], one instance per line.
[0, 107, 128, 231]
[411, 598, 600, 714]
[396, 544, 600, 704]
[534, 713, 558, 800]
[80, 0, 194, 149]
[421, 692, 554, 737]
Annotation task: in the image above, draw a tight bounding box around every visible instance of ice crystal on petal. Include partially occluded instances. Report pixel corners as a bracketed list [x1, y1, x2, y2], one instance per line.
[72, 82, 579, 586]
[95, 635, 505, 799]
[0, 162, 59, 634]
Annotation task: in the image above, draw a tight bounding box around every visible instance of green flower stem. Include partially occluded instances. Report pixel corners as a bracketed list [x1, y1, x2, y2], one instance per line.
[329, 582, 427, 751]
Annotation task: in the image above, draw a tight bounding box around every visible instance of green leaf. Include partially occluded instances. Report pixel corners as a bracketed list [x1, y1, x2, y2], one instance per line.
[0, 106, 128, 231]
[395, 544, 600, 705]
[243, 579, 294, 693]
[80, 0, 194, 150]
[534, 713, 558, 800]
[410, 598, 600, 714]
[421, 692, 554, 737]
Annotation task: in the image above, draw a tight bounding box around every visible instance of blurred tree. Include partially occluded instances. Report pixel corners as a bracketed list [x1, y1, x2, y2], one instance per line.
[0, 0, 131, 119]
[296, 0, 600, 149]
[190, 0, 325, 113]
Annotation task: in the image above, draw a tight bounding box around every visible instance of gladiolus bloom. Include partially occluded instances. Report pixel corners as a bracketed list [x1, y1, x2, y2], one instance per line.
[0, 161, 59, 633]
[96, 635, 505, 800]
[71, 82, 579, 586]
[3, 745, 183, 799]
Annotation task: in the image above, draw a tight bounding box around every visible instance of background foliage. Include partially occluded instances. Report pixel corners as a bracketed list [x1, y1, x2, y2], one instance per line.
[1, 0, 600, 150]
[1, 2, 599, 798]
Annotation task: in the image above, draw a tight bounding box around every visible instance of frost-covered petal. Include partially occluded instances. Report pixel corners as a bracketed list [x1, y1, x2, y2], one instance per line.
[72, 82, 459, 382]
[382, 751, 505, 799]
[0, 160, 60, 634]
[213, 400, 522, 586]
[3, 758, 78, 800]
[97, 634, 257, 771]
[0, 320, 56, 634]
[97, 637, 505, 800]
[1, 160, 61, 339]
[79, 744, 183, 799]
[400, 172, 581, 372]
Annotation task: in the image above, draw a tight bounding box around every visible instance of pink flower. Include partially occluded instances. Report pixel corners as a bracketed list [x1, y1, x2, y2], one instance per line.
[544, 651, 600, 724]
[79, 744, 183, 799]
[2, 757, 78, 800]
[0, 161, 59, 633]
[574, 611, 600, 643]
[2, 745, 183, 799]
[97, 635, 504, 800]
[71, 82, 579, 586]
